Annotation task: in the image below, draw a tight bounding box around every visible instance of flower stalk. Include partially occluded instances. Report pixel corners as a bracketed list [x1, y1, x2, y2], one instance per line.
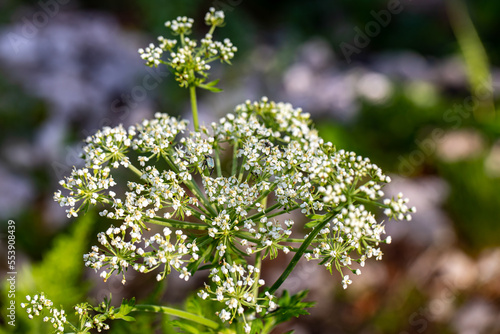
[131, 305, 219, 329]
[189, 85, 200, 132]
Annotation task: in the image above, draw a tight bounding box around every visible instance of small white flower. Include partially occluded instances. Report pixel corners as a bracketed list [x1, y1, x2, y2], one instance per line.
[342, 275, 352, 289]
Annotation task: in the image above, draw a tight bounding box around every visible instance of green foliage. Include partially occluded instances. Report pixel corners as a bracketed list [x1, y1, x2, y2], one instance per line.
[448, 0, 496, 124]
[268, 290, 315, 325]
[109, 312, 165, 334]
[0, 212, 94, 333]
[114, 298, 136, 322]
[439, 158, 500, 249]
[170, 294, 220, 334]
[30, 212, 94, 305]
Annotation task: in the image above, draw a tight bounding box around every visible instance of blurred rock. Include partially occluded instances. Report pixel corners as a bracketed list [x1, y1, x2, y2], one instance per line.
[478, 248, 500, 296]
[436, 129, 485, 162]
[409, 248, 477, 291]
[356, 71, 393, 104]
[452, 298, 500, 334]
[437, 250, 477, 290]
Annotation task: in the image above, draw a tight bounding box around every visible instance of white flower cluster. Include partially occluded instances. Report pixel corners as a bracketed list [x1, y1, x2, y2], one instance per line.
[137, 8, 236, 88]
[51, 96, 415, 334]
[84, 226, 197, 284]
[138, 43, 163, 67]
[26, 8, 419, 333]
[73, 303, 110, 332]
[205, 7, 225, 27]
[21, 294, 68, 334]
[55, 97, 414, 294]
[383, 192, 416, 221]
[54, 167, 116, 218]
[250, 216, 294, 258]
[203, 176, 260, 216]
[201, 175, 295, 260]
[83, 124, 134, 168]
[198, 262, 276, 332]
[134, 113, 188, 156]
[308, 204, 390, 278]
[165, 16, 194, 35]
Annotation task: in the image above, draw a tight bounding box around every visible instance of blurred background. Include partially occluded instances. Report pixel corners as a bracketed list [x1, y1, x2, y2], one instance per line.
[1, 0, 500, 333]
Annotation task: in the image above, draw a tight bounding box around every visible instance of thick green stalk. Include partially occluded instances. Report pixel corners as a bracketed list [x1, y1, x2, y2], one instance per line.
[190, 85, 200, 132]
[131, 305, 219, 329]
[268, 213, 335, 295]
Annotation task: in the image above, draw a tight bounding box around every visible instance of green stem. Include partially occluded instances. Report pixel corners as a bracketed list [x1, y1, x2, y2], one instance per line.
[190, 85, 199, 132]
[237, 156, 247, 182]
[128, 164, 143, 178]
[252, 195, 267, 298]
[146, 218, 208, 230]
[244, 183, 278, 214]
[208, 25, 216, 36]
[163, 154, 217, 216]
[268, 213, 335, 295]
[231, 140, 239, 176]
[252, 250, 262, 297]
[283, 238, 306, 243]
[265, 205, 301, 219]
[131, 305, 219, 329]
[214, 145, 222, 177]
[245, 202, 282, 221]
[261, 318, 276, 334]
[353, 196, 385, 208]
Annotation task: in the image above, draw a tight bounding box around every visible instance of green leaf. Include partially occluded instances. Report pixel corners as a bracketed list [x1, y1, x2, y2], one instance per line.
[115, 315, 136, 322]
[171, 320, 202, 334]
[267, 290, 315, 325]
[30, 211, 96, 305]
[114, 297, 136, 321]
[185, 295, 203, 316]
[307, 214, 325, 220]
[199, 84, 223, 93]
[3, 212, 95, 333]
[305, 214, 327, 228]
[304, 219, 321, 228]
[199, 79, 223, 92]
[81, 199, 91, 215]
[248, 319, 264, 334]
[205, 79, 220, 87]
[120, 297, 136, 313]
